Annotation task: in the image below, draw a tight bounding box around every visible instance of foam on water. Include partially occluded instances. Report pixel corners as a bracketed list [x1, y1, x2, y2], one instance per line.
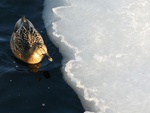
[43, 0, 150, 113]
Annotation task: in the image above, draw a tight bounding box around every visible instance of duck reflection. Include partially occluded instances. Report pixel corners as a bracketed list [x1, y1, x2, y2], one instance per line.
[28, 63, 41, 72]
[28, 63, 51, 80]
[14, 57, 51, 80]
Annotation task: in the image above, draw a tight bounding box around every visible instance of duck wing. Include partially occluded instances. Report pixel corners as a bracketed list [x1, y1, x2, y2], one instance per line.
[19, 22, 44, 52]
[12, 18, 44, 54]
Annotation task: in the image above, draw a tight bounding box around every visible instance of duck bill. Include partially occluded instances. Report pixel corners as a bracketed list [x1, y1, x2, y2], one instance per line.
[45, 53, 53, 62]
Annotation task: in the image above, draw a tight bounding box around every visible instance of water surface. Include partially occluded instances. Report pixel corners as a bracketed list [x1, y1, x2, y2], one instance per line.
[0, 0, 84, 113]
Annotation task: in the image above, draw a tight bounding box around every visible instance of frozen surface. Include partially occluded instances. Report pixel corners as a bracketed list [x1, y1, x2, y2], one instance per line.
[43, 0, 150, 113]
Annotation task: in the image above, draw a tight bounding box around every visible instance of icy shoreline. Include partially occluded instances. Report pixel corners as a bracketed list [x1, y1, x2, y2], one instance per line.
[43, 0, 150, 113]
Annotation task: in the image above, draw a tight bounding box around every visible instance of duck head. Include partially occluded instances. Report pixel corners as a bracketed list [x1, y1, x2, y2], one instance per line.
[27, 43, 53, 64]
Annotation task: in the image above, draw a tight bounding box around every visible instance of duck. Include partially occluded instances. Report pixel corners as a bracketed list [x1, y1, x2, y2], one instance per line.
[10, 16, 53, 64]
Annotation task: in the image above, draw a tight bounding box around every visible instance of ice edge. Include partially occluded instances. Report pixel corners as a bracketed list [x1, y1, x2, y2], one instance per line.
[51, 4, 109, 113]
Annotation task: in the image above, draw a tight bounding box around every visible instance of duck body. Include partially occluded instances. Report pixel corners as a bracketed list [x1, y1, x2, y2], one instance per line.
[10, 16, 52, 64]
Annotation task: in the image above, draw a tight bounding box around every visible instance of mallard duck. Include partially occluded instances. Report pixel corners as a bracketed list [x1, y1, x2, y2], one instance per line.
[10, 16, 53, 64]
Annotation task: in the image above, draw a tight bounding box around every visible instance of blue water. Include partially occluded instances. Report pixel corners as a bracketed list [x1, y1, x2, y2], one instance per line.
[0, 0, 84, 113]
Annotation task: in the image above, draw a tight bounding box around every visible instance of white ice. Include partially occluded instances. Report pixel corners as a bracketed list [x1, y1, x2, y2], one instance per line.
[43, 0, 150, 113]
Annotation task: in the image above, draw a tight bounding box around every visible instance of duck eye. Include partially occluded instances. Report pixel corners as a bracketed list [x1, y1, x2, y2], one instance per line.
[37, 44, 42, 48]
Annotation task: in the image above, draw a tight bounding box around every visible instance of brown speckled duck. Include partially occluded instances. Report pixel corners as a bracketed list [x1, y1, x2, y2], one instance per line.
[10, 16, 53, 64]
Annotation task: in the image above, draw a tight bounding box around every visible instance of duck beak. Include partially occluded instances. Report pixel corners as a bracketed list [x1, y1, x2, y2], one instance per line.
[45, 53, 53, 62]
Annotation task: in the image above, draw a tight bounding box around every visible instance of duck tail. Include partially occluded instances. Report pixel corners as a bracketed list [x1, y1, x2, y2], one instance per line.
[22, 16, 27, 23]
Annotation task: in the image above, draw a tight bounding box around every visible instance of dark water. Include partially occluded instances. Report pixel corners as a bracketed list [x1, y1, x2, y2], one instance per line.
[0, 0, 85, 113]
